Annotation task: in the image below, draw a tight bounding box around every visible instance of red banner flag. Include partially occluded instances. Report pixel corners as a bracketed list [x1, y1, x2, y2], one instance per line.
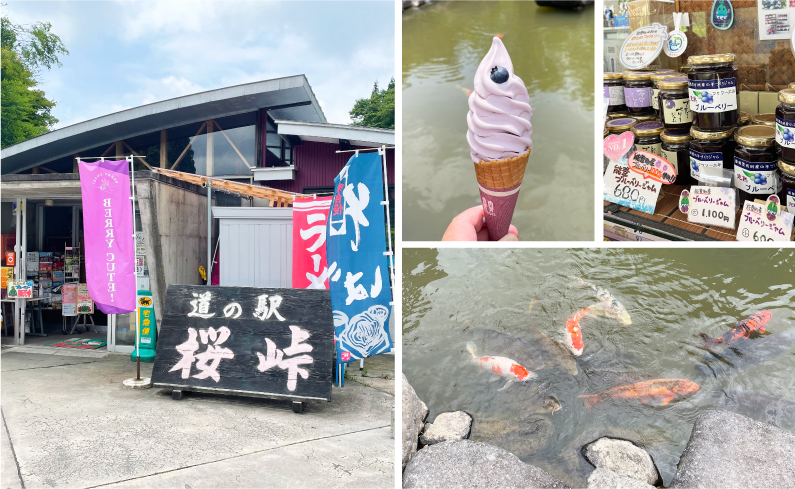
[292, 197, 333, 289]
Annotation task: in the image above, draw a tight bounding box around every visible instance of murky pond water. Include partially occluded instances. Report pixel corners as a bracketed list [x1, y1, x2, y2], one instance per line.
[402, 1, 594, 241]
[403, 248, 795, 486]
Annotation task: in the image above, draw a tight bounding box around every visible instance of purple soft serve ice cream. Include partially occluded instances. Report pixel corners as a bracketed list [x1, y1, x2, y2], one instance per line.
[466, 37, 533, 163]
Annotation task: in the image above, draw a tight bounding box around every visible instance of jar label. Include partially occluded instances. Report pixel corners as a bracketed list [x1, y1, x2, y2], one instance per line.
[688, 77, 737, 113]
[652, 88, 660, 110]
[662, 149, 678, 173]
[787, 188, 795, 213]
[775, 116, 795, 148]
[637, 143, 662, 157]
[733, 157, 779, 195]
[624, 87, 651, 108]
[689, 149, 722, 181]
[663, 98, 694, 124]
[604, 85, 625, 106]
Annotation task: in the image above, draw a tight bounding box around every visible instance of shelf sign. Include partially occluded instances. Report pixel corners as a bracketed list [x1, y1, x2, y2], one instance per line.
[684, 186, 736, 229]
[604, 158, 660, 215]
[629, 150, 676, 184]
[736, 200, 794, 242]
[620, 23, 668, 70]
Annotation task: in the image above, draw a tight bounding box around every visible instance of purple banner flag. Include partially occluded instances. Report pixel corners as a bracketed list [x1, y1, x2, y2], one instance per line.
[78, 160, 136, 314]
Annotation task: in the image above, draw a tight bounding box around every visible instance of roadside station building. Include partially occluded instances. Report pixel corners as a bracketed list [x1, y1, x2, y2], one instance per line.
[0, 75, 395, 353]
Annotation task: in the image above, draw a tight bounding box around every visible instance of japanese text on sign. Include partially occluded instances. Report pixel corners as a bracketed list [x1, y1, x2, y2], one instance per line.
[736, 201, 794, 242]
[685, 186, 736, 229]
[604, 158, 660, 215]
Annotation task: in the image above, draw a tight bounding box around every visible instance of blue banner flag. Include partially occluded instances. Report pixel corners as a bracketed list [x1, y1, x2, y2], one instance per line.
[326, 152, 393, 368]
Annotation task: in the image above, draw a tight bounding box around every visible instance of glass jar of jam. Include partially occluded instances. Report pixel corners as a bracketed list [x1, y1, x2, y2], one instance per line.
[607, 112, 629, 120]
[689, 126, 736, 185]
[733, 125, 780, 204]
[605, 117, 638, 134]
[790, 82, 795, 90]
[752, 113, 775, 127]
[687, 53, 739, 131]
[603, 127, 610, 173]
[604, 73, 626, 114]
[776, 89, 795, 162]
[651, 73, 678, 116]
[658, 76, 693, 135]
[623, 71, 655, 117]
[661, 130, 692, 185]
[738, 111, 750, 126]
[779, 159, 795, 213]
[632, 121, 664, 157]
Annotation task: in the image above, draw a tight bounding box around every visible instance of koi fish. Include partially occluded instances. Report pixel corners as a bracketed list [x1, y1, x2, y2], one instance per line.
[579, 379, 699, 408]
[495, 33, 504, 38]
[526, 299, 578, 375]
[571, 277, 632, 325]
[700, 311, 772, 349]
[467, 342, 536, 391]
[469, 329, 545, 371]
[455, 85, 473, 96]
[696, 330, 795, 377]
[564, 308, 589, 356]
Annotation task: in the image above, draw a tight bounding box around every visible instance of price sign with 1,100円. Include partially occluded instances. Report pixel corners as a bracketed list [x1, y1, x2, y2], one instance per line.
[736, 200, 794, 242]
[680, 186, 736, 229]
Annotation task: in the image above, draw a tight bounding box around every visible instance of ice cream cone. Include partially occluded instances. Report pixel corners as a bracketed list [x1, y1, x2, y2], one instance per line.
[474, 148, 530, 240]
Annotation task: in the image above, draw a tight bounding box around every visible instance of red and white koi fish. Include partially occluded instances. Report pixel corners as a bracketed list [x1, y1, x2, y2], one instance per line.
[564, 308, 589, 356]
[467, 342, 536, 391]
[701, 311, 772, 349]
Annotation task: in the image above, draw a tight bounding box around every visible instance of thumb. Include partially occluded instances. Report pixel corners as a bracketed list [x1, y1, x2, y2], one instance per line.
[499, 232, 518, 242]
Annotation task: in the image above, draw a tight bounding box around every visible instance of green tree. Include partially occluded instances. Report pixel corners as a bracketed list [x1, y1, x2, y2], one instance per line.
[349, 78, 394, 129]
[1, 13, 68, 148]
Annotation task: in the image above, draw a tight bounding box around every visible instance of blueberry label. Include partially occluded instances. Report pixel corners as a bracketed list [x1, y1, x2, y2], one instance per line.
[624, 87, 651, 108]
[652, 88, 660, 110]
[690, 149, 722, 181]
[663, 98, 693, 124]
[734, 157, 778, 194]
[662, 149, 679, 173]
[637, 142, 662, 158]
[605, 85, 625, 106]
[775, 117, 795, 148]
[688, 77, 737, 113]
[787, 188, 795, 213]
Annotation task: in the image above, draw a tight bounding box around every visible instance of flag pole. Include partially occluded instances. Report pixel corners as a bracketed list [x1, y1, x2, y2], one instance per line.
[128, 156, 142, 381]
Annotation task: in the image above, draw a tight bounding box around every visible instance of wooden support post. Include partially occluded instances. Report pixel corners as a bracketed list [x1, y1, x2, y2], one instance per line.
[160, 130, 168, 168]
[121, 141, 152, 170]
[170, 122, 207, 170]
[206, 119, 214, 177]
[100, 143, 115, 157]
[115, 141, 124, 158]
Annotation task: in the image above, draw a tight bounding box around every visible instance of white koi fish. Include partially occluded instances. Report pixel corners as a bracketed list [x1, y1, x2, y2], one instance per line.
[571, 277, 632, 325]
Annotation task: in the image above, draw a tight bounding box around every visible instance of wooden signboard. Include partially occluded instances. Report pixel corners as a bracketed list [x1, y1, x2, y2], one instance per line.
[151, 285, 334, 410]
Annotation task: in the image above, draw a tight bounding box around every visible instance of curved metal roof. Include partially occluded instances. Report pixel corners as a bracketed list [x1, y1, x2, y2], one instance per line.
[1, 75, 325, 174]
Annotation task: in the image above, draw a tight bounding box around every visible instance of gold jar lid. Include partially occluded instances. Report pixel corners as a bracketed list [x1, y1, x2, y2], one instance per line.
[779, 159, 795, 176]
[690, 126, 734, 140]
[654, 69, 677, 73]
[604, 72, 624, 80]
[790, 82, 795, 89]
[634, 114, 659, 122]
[779, 88, 795, 104]
[660, 130, 692, 143]
[623, 71, 652, 81]
[739, 111, 750, 124]
[632, 121, 664, 137]
[734, 125, 775, 147]
[657, 76, 689, 89]
[752, 113, 775, 126]
[608, 112, 629, 119]
[651, 73, 678, 82]
[688, 53, 735, 65]
[604, 127, 609, 138]
[605, 117, 638, 132]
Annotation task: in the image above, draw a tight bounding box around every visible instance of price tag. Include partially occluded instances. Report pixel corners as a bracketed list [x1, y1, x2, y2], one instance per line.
[736, 200, 794, 242]
[628, 150, 676, 184]
[685, 186, 736, 229]
[620, 23, 668, 70]
[604, 158, 660, 214]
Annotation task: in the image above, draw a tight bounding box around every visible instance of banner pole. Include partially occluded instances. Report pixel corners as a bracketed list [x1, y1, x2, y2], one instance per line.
[379, 145, 395, 286]
[128, 155, 141, 381]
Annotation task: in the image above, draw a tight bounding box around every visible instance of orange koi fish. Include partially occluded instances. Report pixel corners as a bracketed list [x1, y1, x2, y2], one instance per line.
[580, 379, 699, 408]
[564, 308, 589, 356]
[466, 342, 536, 390]
[455, 85, 473, 96]
[700, 311, 772, 349]
[495, 33, 504, 38]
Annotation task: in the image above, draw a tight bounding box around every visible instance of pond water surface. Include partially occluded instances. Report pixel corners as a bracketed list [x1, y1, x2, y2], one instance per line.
[403, 248, 795, 486]
[402, 1, 594, 241]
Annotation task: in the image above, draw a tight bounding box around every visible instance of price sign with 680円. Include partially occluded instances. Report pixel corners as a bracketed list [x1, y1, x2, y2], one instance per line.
[603, 158, 660, 214]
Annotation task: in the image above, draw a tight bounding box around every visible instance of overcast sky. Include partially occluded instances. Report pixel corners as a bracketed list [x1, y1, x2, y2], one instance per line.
[5, 0, 395, 128]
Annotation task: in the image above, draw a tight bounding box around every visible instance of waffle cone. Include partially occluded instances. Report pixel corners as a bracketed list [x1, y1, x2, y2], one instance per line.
[473, 149, 531, 190]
